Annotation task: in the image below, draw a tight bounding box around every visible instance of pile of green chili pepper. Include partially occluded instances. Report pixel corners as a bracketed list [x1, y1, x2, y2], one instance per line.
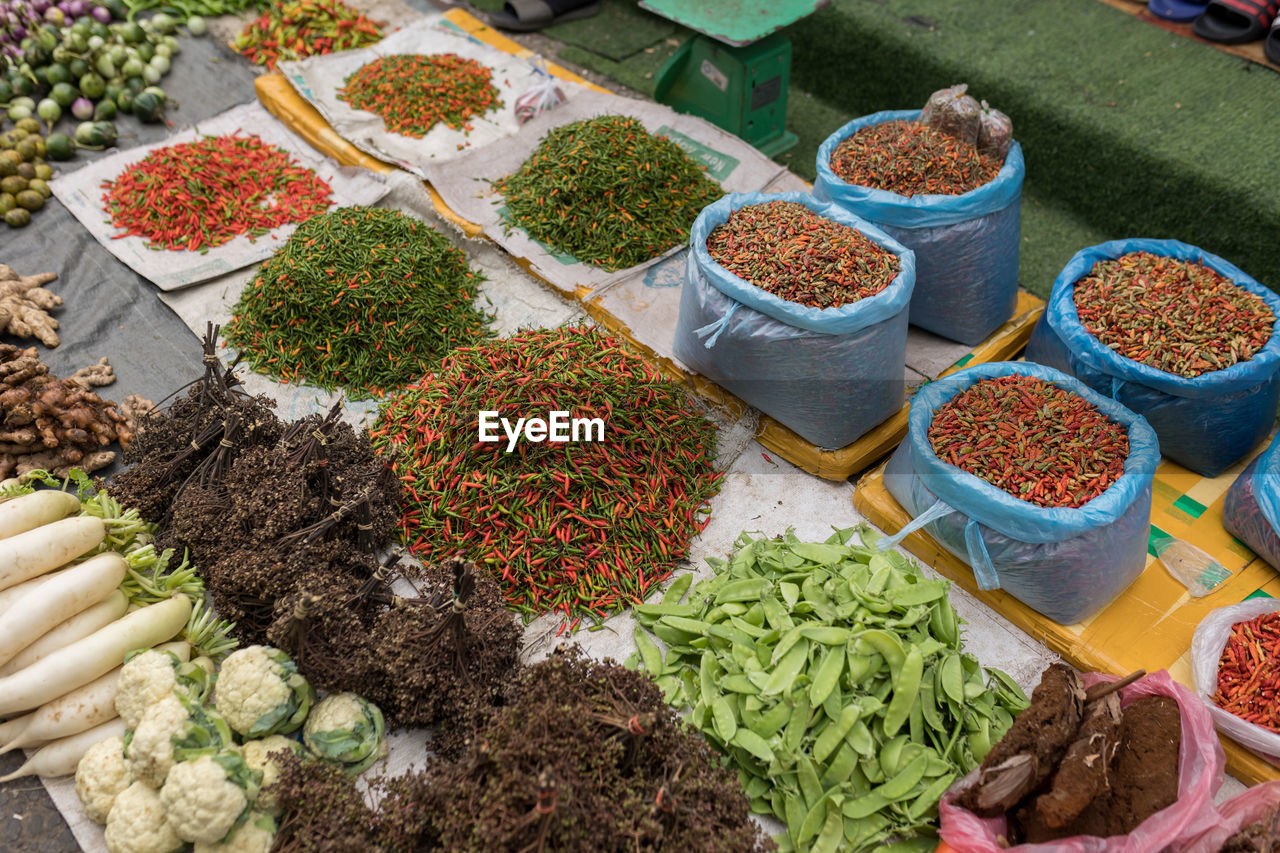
[224, 206, 491, 399]
[234, 0, 384, 71]
[631, 527, 1028, 853]
[493, 114, 724, 272]
[369, 326, 723, 627]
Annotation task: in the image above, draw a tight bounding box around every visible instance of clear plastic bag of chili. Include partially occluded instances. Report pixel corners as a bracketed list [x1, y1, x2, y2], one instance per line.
[919, 83, 982, 146]
[515, 57, 567, 125]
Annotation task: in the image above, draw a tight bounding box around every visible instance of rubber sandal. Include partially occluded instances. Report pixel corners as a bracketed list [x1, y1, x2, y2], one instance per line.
[1192, 0, 1279, 43]
[487, 0, 601, 32]
[1267, 12, 1280, 61]
[1148, 0, 1210, 21]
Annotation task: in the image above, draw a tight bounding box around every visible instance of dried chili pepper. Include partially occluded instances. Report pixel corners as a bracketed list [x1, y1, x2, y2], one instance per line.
[1213, 611, 1280, 734]
[493, 114, 723, 271]
[706, 200, 900, 308]
[829, 119, 1003, 197]
[369, 326, 723, 626]
[101, 134, 333, 252]
[338, 53, 502, 138]
[1073, 251, 1275, 379]
[928, 374, 1129, 509]
[234, 0, 384, 71]
[223, 207, 492, 399]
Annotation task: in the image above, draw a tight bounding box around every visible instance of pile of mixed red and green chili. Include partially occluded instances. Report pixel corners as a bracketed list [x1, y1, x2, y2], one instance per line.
[101, 133, 334, 252]
[339, 53, 502, 137]
[1073, 251, 1275, 378]
[928, 374, 1129, 509]
[369, 326, 723, 628]
[706, 200, 900, 308]
[1214, 611, 1280, 735]
[829, 120, 1003, 197]
[234, 0, 384, 70]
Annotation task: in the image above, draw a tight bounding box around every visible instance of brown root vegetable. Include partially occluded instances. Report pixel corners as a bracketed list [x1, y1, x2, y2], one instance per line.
[957, 662, 1085, 816]
[0, 264, 61, 347]
[1031, 691, 1123, 828]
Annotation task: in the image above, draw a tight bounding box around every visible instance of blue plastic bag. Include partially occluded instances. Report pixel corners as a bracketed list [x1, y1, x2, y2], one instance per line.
[1223, 435, 1280, 570]
[1025, 238, 1280, 478]
[882, 361, 1160, 624]
[813, 109, 1024, 346]
[672, 191, 915, 449]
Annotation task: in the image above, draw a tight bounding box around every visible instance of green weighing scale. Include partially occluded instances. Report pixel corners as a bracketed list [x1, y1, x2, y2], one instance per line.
[641, 0, 828, 156]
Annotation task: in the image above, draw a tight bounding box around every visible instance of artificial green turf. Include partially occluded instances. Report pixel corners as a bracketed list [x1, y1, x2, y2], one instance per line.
[784, 0, 1280, 291]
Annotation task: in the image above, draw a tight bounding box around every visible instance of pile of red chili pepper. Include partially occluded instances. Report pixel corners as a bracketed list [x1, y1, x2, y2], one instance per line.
[928, 374, 1129, 509]
[706, 200, 900, 308]
[101, 134, 334, 252]
[1214, 611, 1280, 734]
[339, 53, 502, 138]
[1074, 251, 1275, 379]
[369, 326, 723, 628]
[234, 0, 384, 71]
[829, 119, 1003, 197]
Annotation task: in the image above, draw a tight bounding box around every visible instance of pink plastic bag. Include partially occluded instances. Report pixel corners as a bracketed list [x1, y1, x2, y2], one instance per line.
[1176, 781, 1280, 853]
[938, 670, 1225, 853]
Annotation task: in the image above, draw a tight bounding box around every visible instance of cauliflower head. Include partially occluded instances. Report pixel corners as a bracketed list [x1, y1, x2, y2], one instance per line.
[214, 645, 315, 738]
[193, 812, 276, 853]
[125, 693, 233, 788]
[159, 752, 261, 844]
[103, 781, 184, 853]
[240, 734, 304, 814]
[303, 692, 386, 775]
[76, 735, 130, 824]
[115, 649, 209, 730]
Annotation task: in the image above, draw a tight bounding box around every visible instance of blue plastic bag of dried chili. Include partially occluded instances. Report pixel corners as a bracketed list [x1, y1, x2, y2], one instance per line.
[882, 361, 1160, 624]
[672, 191, 915, 449]
[1026, 238, 1280, 478]
[813, 109, 1024, 346]
[1223, 434, 1280, 570]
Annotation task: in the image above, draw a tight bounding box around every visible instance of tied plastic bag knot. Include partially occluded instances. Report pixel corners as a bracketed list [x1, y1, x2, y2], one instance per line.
[691, 302, 740, 349]
[514, 57, 567, 125]
[876, 500, 1002, 590]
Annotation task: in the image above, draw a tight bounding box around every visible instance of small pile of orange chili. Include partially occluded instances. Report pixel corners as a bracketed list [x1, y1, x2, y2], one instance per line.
[1213, 610, 1280, 733]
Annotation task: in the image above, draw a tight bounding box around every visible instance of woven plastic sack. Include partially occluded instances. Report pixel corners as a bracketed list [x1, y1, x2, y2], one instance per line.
[1176, 780, 1280, 853]
[671, 191, 915, 449]
[920, 83, 982, 146]
[881, 361, 1159, 624]
[1223, 434, 1280, 569]
[939, 670, 1226, 853]
[1025, 238, 1280, 478]
[1189, 597, 1280, 766]
[813, 109, 1024, 346]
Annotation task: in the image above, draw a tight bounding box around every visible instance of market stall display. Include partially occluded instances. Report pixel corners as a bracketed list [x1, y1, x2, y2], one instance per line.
[50, 101, 388, 290]
[635, 527, 1029, 852]
[370, 326, 723, 628]
[882, 361, 1160, 624]
[673, 192, 914, 449]
[1026, 238, 1280, 477]
[814, 104, 1024, 346]
[223, 206, 492, 399]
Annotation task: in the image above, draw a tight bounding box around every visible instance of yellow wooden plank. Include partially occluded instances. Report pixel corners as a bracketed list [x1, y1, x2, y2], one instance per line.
[853, 460, 1280, 786]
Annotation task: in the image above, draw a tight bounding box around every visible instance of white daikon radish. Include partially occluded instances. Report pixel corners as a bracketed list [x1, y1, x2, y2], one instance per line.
[0, 553, 128, 669]
[0, 713, 35, 749]
[0, 641, 190, 754]
[0, 590, 130, 677]
[0, 594, 192, 717]
[0, 566, 75, 621]
[0, 491, 81, 541]
[0, 717, 125, 781]
[0, 515, 105, 592]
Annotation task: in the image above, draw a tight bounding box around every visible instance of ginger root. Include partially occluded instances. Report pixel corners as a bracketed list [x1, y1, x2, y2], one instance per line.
[0, 343, 153, 479]
[0, 264, 62, 347]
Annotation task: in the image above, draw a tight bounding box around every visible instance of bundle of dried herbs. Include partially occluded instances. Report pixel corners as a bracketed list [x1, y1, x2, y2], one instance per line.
[370, 326, 723, 628]
[706, 200, 901, 308]
[107, 327, 519, 731]
[224, 207, 492, 399]
[828, 120, 1003, 197]
[492, 115, 723, 271]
